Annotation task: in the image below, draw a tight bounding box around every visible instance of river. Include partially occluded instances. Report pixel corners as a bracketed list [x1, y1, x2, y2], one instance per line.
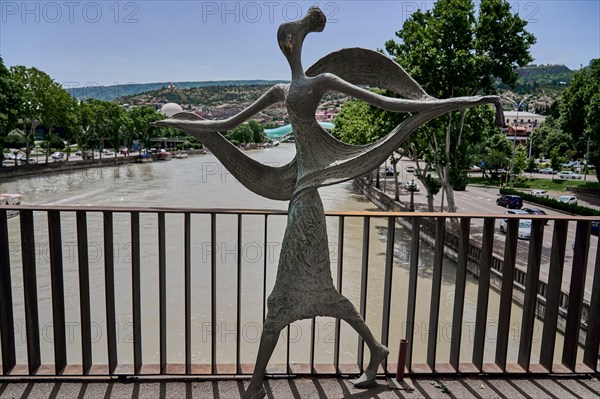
[1, 143, 561, 370]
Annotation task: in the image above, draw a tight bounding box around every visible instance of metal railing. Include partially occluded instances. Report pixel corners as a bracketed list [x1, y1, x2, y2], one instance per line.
[0, 205, 598, 377]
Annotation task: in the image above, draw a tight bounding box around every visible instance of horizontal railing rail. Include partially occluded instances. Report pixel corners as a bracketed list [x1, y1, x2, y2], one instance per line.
[0, 205, 598, 377]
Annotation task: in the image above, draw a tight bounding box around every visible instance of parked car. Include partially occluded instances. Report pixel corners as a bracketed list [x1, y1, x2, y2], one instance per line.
[530, 190, 549, 198]
[385, 166, 396, 176]
[556, 195, 577, 205]
[540, 168, 555, 174]
[75, 149, 82, 156]
[592, 221, 600, 236]
[499, 216, 532, 240]
[558, 171, 582, 179]
[523, 207, 549, 225]
[51, 152, 65, 161]
[496, 195, 523, 209]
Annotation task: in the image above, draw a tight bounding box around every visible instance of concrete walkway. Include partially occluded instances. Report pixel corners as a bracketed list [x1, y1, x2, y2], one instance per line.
[1, 375, 599, 398]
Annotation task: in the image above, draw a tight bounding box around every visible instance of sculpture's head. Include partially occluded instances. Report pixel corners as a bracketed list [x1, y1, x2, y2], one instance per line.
[277, 7, 326, 75]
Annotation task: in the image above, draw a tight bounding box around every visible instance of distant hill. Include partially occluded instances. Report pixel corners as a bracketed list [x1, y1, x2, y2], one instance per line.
[68, 80, 288, 101]
[498, 64, 575, 93]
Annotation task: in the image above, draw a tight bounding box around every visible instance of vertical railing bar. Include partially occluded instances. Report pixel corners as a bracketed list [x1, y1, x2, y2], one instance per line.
[426, 217, 445, 372]
[184, 213, 191, 374]
[20, 210, 40, 375]
[495, 218, 518, 371]
[334, 216, 344, 374]
[76, 211, 92, 375]
[262, 215, 268, 323]
[357, 216, 370, 373]
[518, 219, 544, 371]
[472, 218, 494, 371]
[48, 210, 67, 374]
[103, 211, 117, 375]
[450, 217, 470, 370]
[211, 213, 217, 375]
[380, 216, 395, 372]
[158, 212, 167, 374]
[405, 217, 420, 372]
[0, 209, 16, 375]
[310, 317, 316, 373]
[131, 212, 142, 375]
[286, 324, 291, 374]
[236, 214, 242, 375]
[539, 220, 568, 370]
[584, 235, 600, 370]
[562, 221, 591, 371]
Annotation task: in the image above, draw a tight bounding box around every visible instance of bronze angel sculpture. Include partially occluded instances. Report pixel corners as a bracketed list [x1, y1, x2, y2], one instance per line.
[154, 7, 503, 398]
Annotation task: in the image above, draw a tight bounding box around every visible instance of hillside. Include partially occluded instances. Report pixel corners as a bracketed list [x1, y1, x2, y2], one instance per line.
[69, 80, 288, 101]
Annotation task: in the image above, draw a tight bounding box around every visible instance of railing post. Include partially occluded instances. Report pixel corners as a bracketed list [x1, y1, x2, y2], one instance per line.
[334, 216, 345, 374]
[405, 217, 420, 372]
[131, 212, 142, 374]
[184, 213, 192, 374]
[380, 216, 396, 372]
[584, 239, 600, 371]
[473, 218, 494, 371]
[518, 219, 544, 371]
[450, 217, 470, 370]
[540, 220, 568, 371]
[0, 209, 16, 375]
[76, 211, 92, 375]
[495, 218, 518, 371]
[358, 216, 371, 373]
[20, 210, 40, 375]
[103, 211, 118, 374]
[158, 212, 167, 374]
[48, 210, 67, 374]
[562, 221, 591, 371]
[426, 217, 445, 372]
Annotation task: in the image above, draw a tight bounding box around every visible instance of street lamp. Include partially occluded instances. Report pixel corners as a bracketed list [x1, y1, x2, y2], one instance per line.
[503, 95, 531, 189]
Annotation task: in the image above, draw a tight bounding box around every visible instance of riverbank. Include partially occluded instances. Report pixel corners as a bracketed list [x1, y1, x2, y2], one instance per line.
[0, 150, 208, 181]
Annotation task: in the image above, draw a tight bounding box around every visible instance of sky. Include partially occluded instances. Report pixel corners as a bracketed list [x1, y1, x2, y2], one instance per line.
[1, 0, 599, 88]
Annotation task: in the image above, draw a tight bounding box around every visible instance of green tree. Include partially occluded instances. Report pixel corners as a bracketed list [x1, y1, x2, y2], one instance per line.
[129, 106, 164, 151]
[383, 0, 535, 211]
[247, 120, 265, 143]
[0, 57, 23, 158]
[560, 59, 600, 174]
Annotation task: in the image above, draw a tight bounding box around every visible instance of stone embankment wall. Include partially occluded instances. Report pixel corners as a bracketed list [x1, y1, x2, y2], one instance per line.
[0, 150, 208, 180]
[354, 177, 590, 346]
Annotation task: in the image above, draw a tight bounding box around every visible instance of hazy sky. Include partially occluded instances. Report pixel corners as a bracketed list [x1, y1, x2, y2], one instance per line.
[1, 1, 598, 87]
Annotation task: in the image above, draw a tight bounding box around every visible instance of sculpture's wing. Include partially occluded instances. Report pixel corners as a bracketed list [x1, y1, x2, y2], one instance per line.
[161, 112, 297, 201]
[306, 48, 432, 100]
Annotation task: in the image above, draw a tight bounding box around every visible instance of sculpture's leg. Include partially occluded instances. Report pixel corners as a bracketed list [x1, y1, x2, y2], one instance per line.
[243, 316, 283, 399]
[328, 295, 389, 388]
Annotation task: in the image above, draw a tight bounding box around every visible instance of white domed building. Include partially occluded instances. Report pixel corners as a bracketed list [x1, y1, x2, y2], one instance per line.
[159, 102, 183, 117]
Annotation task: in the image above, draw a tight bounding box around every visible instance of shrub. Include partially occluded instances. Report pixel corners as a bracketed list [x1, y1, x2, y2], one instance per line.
[500, 188, 600, 216]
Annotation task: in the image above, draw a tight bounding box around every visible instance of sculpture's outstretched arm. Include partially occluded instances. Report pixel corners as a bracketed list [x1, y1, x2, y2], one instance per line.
[152, 110, 297, 202]
[297, 94, 503, 190]
[318, 73, 503, 124]
[153, 84, 287, 133]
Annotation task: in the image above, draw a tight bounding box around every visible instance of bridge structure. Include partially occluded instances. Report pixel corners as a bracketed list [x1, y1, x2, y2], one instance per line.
[0, 204, 599, 379]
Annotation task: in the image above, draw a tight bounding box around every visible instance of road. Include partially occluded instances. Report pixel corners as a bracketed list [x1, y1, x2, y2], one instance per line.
[377, 168, 598, 301]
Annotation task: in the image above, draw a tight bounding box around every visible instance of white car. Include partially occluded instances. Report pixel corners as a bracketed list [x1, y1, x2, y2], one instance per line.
[51, 151, 65, 160]
[556, 195, 577, 205]
[499, 217, 532, 240]
[531, 190, 549, 198]
[558, 171, 582, 179]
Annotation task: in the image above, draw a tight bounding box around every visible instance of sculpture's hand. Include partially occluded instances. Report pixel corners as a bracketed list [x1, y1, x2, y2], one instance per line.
[152, 84, 287, 132]
[297, 95, 503, 190]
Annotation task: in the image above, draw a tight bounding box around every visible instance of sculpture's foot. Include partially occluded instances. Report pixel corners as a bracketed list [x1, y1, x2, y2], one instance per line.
[243, 383, 265, 399]
[351, 369, 377, 388]
[351, 344, 389, 388]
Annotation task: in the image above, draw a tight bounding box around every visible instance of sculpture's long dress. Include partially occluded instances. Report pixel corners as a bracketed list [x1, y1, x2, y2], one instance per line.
[265, 81, 356, 329]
